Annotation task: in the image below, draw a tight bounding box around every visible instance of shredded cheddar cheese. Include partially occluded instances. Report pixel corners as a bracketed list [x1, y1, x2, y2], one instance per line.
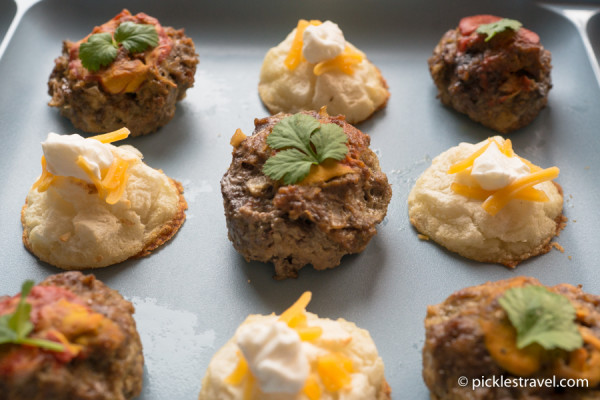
[317, 352, 354, 391]
[482, 167, 559, 216]
[447, 138, 559, 215]
[279, 292, 313, 325]
[284, 20, 322, 70]
[35, 128, 133, 205]
[303, 374, 322, 400]
[225, 354, 249, 385]
[480, 318, 542, 376]
[554, 327, 600, 386]
[225, 291, 358, 398]
[89, 127, 131, 144]
[32, 156, 56, 192]
[230, 128, 247, 147]
[100, 60, 149, 94]
[284, 20, 364, 76]
[313, 46, 365, 76]
[300, 158, 355, 185]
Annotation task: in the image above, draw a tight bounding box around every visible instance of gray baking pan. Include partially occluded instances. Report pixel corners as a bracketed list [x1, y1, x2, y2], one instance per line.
[0, 0, 15, 44]
[1, 0, 599, 398]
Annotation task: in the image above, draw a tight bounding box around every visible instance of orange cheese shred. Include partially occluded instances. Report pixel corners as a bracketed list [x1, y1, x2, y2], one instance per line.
[482, 167, 559, 216]
[448, 138, 558, 215]
[243, 373, 256, 400]
[295, 326, 324, 341]
[225, 355, 249, 385]
[447, 139, 493, 174]
[313, 46, 364, 76]
[230, 128, 247, 147]
[451, 183, 549, 203]
[76, 155, 133, 205]
[32, 156, 56, 192]
[581, 326, 600, 351]
[89, 127, 130, 144]
[34, 129, 132, 203]
[317, 352, 354, 391]
[284, 19, 322, 70]
[279, 292, 312, 325]
[554, 328, 600, 387]
[501, 138, 515, 157]
[303, 374, 322, 400]
[100, 60, 149, 94]
[300, 159, 355, 185]
[76, 156, 104, 193]
[480, 318, 542, 376]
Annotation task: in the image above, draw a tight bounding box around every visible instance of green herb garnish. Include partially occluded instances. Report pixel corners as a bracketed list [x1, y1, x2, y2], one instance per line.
[498, 285, 583, 351]
[476, 18, 522, 42]
[262, 113, 349, 185]
[0, 281, 64, 352]
[79, 21, 159, 72]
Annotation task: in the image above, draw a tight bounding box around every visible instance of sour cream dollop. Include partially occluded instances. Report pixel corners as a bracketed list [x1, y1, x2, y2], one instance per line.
[471, 142, 530, 191]
[236, 319, 309, 394]
[302, 21, 346, 63]
[42, 133, 114, 183]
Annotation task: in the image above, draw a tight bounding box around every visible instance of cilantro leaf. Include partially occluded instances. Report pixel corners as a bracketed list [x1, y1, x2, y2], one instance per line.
[476, 18, 522, 42]
[79, 22, 158, 72]
[0, 280, 65, 352]
[498, 285, 583, 351]
[263, 149, 315, 185]
[267, 113, 320, 159]
[262, 113, 349, 184]
[9, 283, 34, 339]
[0, 315, 17, 343]
[79, 33, 118, 72]
[114, 21, 159, 53]
[311, 122, 348, 163]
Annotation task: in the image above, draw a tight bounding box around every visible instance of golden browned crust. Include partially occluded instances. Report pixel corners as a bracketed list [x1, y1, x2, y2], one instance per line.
[380, 377, 392, 400]
[135, 178, 187, 257]
[409, 210, 566, 268]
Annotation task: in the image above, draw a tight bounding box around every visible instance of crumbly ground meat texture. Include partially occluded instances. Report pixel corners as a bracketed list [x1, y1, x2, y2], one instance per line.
[0, 272, 143, 400]
[428, 19, 552, 133]
[48, 26, 198, 136]
[423, 277, 600, 399]
[221, 111, 392, 279]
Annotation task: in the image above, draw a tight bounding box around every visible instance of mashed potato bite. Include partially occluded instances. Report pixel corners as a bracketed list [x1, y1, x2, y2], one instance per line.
[199, 292, 391, 399]
[22, 132, 186, 269]
[258, 21, 389, 124]
[408, 137, 564, 266]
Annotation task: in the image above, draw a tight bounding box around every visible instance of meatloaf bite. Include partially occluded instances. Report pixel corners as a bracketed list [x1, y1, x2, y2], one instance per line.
[423, 276, 600, 399]
[0, 272, 143, 400]
[429, 15, 552, 133]
[221, 109, 392, 279]
[48, 9, 198, 136]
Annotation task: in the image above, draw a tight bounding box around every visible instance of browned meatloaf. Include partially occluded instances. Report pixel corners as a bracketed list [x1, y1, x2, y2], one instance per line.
[0, 272, 143, 400]
[428, 15, 552, 133]
[221, 110, 392, 279]
[48, 9, 198, 136]
[423, 276, 600, 400]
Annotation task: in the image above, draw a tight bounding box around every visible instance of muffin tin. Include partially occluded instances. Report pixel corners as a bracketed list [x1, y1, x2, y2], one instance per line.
[1, 0, 599, 398]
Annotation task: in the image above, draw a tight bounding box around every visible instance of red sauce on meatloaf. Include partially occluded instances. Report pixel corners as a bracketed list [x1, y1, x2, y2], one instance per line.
[0, 285, 124, 377]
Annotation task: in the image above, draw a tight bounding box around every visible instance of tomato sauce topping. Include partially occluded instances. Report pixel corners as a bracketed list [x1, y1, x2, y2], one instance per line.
[66, 9, 173, 92]
[0, 284, 124, 377]
[457, 15, 540, 53]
